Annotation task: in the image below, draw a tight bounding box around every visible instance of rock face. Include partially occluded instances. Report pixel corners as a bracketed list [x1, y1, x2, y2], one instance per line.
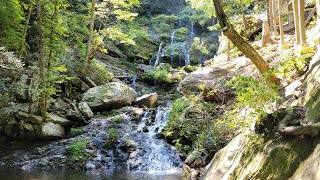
[17, 112, 43, 125]
[202, 50, 320, 180]
[178, 58, 256, 102]
[40, 122, 65, 138]
[134, 93, 158, 108]
[82, 82, 137, 111]
[46, 113, 71, 126]
[137, 64, 156, 75]
[78, 102, 94, 120]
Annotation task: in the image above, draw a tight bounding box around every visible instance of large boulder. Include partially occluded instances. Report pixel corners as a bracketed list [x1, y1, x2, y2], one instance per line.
[178, 58, 256, 102]
[137, 64, 156, 76]
[17, 112, 43, 125]
[134, 93, 158, 108]
[39, 122, 65, 138]
[46, 113, 71, 126]
[81, 82, 137, 111]
[78, 102, 94, 120]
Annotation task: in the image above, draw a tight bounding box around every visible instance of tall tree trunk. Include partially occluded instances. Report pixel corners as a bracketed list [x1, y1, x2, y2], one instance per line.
[36, 0, 45, 116]
[18, 4, 33, 60]
[212, 0, 280, 85]
[45, 0, 58, 112]
[272, 0, 278, 36]
[298, 0, 306, 48]
[85, 0, 96, 64]
[293, 0, 301, 49]
[278, 0, 285, 50]
[154, 42, 163, 67]
[262, 20, 271, 47]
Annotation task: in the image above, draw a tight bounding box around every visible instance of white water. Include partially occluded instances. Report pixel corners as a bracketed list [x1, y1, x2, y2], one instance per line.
[171, 30, 177, 64]
[128, 107, 181, 174]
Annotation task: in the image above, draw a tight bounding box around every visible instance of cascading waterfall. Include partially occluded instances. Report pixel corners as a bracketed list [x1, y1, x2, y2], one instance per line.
[170, 30, 176, 65]
[126, 107, 181, 174]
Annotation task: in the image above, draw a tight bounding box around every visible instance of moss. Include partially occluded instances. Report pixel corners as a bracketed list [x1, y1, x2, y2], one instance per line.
[66, 139, 91, 163]
[258, 137, 314, 179]
[306, 87, 320, 124]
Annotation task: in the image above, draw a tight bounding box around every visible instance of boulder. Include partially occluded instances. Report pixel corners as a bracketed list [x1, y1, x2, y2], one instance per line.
[17, 112, 43, 125]
[81, 82, 137, 112]
[78, 102, 94, 120]
[157, 63, 173, 72]
[178, 58, 256, 102]
[137, 64, 156, 76]
[39, 122, 65, 138]
[16, 74, 29, 101]
[133, 93, 158, 108]
[46, 113, 71, 126]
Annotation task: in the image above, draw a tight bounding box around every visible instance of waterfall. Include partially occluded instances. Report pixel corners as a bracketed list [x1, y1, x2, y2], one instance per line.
[148, 52, 157, 65]
[170, 30, 176, 65]
[181, 43, 190, 66]
[126, 107, 181, 174]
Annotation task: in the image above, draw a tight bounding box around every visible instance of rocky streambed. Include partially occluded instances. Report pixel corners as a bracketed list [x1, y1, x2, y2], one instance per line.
[0, 105, 183, 179]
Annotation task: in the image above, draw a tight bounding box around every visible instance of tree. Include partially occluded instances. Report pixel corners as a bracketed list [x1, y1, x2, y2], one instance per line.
[0, 0, 23, 50]
[36, 0, 46, 116]
[85, 0, 96, 64]
[18, 1, 34, 60]
[188, 0, 280, 85]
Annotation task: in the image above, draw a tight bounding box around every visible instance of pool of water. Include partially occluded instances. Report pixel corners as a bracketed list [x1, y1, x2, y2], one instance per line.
[0, 168, 184, 180]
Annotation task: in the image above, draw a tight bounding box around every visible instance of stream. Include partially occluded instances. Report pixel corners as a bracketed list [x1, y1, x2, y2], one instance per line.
[0, 105, 184, 179]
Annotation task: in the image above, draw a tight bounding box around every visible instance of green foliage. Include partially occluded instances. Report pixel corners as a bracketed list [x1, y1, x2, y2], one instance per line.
[70, 127, 84, 136]
[66, 139, 91, 162]
[106, 128, 118, 148]
[226, 76, 280, 123]
[279, 47, 316, 77]
[142, 69, 169, 83]
[0, 0, 23, 50]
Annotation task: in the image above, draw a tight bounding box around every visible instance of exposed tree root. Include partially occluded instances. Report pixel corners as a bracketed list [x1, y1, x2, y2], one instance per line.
[278, 122, 320, 137]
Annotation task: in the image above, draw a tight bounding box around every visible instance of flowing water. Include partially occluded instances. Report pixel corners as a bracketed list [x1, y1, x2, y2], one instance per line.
[0, 106, 183, 179]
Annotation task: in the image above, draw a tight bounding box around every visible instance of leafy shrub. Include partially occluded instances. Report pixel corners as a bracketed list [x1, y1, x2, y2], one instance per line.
[66, 139, 90, 162]
[106, 128, 118, 148]
[70, 128, 84, 136]
[280, 47, 316, 77]
[226, 76, 280, 124]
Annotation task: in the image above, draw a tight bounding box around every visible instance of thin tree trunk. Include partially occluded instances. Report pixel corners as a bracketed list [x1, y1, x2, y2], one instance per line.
[85, 0, 96, 64]
[293, 0, 301, 49]
[298, 0, 306, 48]
[18, 4, 33, 60]
[272, 0, 278, 36]
[37, 0, 45, 116]
[278, 0, 285, 50]
[154, 42, 163, 67]
[269, 0, 274, 35]
[227, 39, 231, 61]
[212, 0, 280, 85]
[44, 0, 58, 112]
[262, 20, 271, 47]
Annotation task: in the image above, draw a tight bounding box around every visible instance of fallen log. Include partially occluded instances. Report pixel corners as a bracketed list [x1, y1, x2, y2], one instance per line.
[278, 122, 320, 137]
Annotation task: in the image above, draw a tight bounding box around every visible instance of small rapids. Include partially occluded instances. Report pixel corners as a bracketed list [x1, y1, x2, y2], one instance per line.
[0, 105, 183, 179]
[125, 107, 181, 173]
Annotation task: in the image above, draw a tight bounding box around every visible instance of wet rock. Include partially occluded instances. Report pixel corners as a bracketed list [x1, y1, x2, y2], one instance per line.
[134, 93, 158, 108]
[15, 74, 29, 102]
[178, 58, 255, 102]
[137, 64, 156, 75]
[78, 102, 94, 120]
[46, 113, 71, 126]
[39, 122, 65, 138]
[158, 63, 173, 72]
[17, 112, 43, 125]
[82, 82, 137, 112]
[4, 119, 18, 137]
[85, 161, 102, 170]
[0, 103, 29, 114]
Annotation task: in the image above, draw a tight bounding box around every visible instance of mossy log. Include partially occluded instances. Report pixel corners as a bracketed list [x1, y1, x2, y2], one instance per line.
[278, 122, 320, 137]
